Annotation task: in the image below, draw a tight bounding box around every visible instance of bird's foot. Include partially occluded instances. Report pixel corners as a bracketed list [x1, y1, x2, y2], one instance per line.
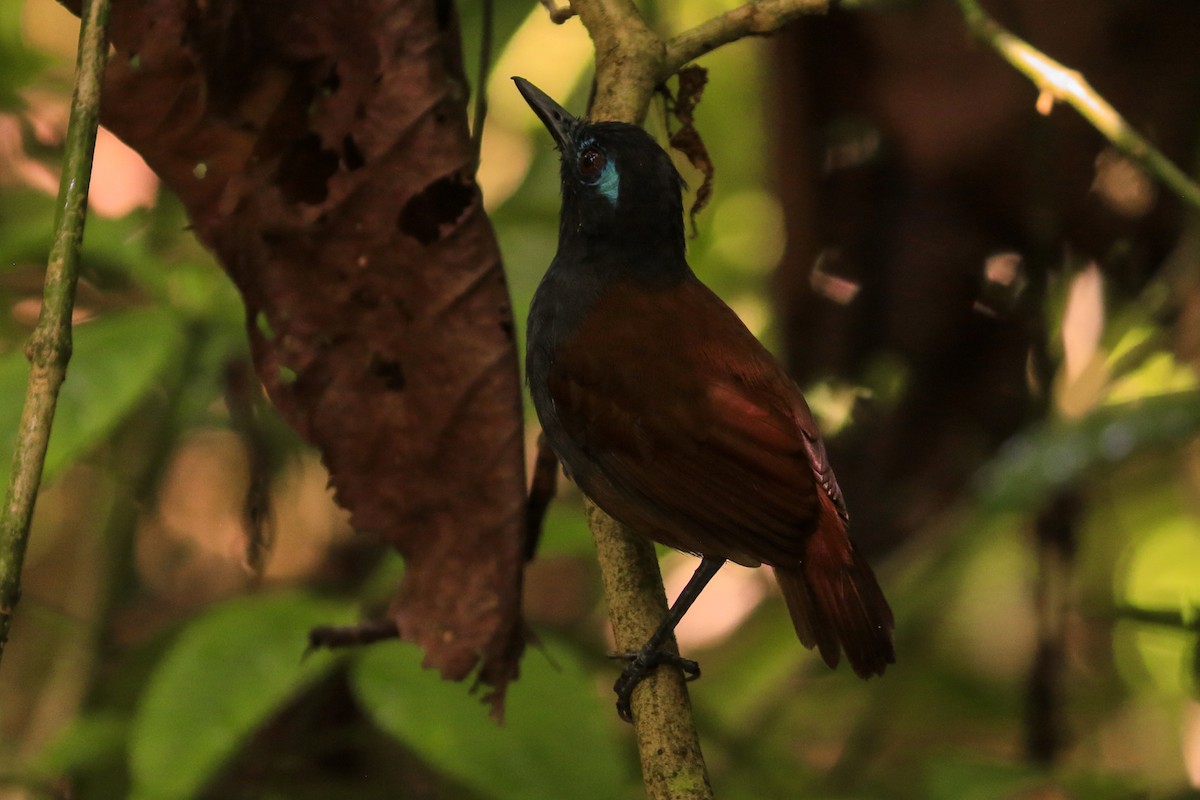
[609, 647, 701, 723]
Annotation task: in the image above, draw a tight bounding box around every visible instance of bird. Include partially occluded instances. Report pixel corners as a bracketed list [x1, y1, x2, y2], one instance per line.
[513, 76, 895, 722]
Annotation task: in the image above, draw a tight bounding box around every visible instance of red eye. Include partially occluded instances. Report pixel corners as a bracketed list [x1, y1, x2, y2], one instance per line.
[579, 147, 605, 177]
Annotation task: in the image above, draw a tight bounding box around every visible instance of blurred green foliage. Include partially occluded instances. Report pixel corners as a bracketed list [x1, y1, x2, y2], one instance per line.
[1, 1, 1199, 799]
[353, 637, 633, 799]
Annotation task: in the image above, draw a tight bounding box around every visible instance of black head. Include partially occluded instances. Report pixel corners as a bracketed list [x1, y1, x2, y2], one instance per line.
[514, 77, 687, 266]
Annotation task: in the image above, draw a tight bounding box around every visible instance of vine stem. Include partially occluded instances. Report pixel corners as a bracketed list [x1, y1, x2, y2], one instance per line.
[0, 0, 112, 666]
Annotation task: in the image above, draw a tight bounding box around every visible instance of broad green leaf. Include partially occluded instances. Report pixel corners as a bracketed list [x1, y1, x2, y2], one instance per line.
[352, 635, 631, 800]
[128, 592, 355, 800]
[0, 307, 186, 488]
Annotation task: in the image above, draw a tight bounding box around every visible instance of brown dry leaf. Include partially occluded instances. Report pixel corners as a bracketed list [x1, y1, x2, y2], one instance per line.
[664, 65, 714, 236]
[87, 0, 527, 715]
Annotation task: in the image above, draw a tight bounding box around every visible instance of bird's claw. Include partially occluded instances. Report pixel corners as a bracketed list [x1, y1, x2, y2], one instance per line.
[609, 648, 701, 723]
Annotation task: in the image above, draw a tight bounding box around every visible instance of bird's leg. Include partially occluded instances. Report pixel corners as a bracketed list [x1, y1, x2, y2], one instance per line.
[612, 555, 725, 722]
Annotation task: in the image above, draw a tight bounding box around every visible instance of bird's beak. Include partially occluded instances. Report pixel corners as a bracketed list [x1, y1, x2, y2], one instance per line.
[512, 76, 577, 153]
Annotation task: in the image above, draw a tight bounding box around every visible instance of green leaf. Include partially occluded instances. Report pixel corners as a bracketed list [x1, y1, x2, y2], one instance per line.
[128, 592, 355, 800]
[0, 307, 187, 487]
[352, 636, 632, 800]
[978, 391, 1200, 513]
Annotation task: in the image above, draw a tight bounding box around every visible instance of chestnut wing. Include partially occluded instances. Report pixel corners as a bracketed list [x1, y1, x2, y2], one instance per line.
[549, 279, 831, 566]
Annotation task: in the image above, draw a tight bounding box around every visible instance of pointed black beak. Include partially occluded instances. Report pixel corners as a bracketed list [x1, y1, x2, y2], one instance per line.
[513, 76, 577, 153]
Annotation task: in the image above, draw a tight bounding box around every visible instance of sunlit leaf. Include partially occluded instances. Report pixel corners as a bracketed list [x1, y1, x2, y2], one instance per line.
[1108, 350, 1199, 404]
[0, 307, 186, 488]
[128, 592, 355, 800]
[1120, 519, 1200, 610]
[352, 636, 631, 800]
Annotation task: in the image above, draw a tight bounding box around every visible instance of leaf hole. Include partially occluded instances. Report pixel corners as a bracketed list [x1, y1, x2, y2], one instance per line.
[397, 174, 475, 245]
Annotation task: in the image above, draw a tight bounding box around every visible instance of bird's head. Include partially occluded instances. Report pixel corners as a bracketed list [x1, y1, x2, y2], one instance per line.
[514, 77, 686, 262]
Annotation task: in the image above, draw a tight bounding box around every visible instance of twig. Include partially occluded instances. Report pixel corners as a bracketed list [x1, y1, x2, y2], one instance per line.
[306, 620, 401, 653]
[662, 0, 829, 78]
[956, 0, 1200, 214]
[0, 0, 111, 667]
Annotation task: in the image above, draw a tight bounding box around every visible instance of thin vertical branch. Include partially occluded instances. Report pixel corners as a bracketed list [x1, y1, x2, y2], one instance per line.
[0, 0, 112, 665]
[586, 502, 713, 800]
[569, 1, 713, 797]
[562, 1, 840, 795]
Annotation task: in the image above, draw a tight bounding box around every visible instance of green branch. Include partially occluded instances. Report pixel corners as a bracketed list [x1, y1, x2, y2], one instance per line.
[956, 0, 1200, 214]
[0, 0, 111, 666]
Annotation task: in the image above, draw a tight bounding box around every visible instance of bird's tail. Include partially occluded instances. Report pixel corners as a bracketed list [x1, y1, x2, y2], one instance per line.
[775, 493, 895, 678]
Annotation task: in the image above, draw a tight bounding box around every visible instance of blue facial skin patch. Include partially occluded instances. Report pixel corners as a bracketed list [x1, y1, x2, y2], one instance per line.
[596, 159, 620, 205]
[578, 137, 620, 206]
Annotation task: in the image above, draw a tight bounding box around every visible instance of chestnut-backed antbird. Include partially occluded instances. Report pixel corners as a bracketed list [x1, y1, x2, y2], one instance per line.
[514, 77, 895, 722]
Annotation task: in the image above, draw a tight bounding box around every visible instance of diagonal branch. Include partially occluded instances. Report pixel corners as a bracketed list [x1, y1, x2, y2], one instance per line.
[956, 0, 1200, 214]
[0, 0, 112, 666]
[662, 0, 830, 78]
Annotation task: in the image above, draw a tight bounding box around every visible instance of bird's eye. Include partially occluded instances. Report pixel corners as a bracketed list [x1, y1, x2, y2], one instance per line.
[578, 147, 605, 178]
